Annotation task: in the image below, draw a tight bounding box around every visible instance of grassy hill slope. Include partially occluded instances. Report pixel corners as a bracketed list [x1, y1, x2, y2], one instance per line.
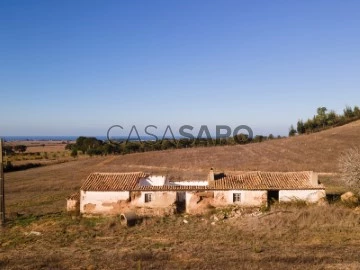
[103, 119, 360, 174]
[5, 120, 360, 215]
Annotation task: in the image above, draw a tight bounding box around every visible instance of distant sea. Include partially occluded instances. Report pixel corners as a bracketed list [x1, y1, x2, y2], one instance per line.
[2, 136, 83, 142]
[1, 135, 167, 142]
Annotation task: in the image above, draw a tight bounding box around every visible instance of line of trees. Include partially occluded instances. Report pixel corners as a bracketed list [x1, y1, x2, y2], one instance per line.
[66, 134, 285, 156]
[289, 105, 360, 136]
[2, 145, 27, 155]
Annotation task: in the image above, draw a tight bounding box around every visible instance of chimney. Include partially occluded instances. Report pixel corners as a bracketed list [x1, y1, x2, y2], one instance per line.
[310, 171, 318, 186]
[208, 168, 215, 185]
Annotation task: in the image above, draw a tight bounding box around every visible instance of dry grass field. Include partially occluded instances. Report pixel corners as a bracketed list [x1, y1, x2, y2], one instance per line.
[1, 121, 360, 269]
[4, 140, 81, 167]
[5, 140, 69, 153]
[1, 204, 360, 269]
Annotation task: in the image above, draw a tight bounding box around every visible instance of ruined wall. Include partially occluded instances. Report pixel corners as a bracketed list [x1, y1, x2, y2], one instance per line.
[80, 190, 130, 214]
[213, 190, 267, 207]
[129, 191, 178, 216]
[279, 189, 326, 203]
[131, 191, 177, 208]
[67, 199, 79, 212]
[185, 191, 213, 214]
[80, 190, 178, 216]
[185, 190, 267, 214]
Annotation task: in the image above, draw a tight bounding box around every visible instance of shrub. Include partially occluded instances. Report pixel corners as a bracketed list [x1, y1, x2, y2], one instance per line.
[71, 149, 78, 158]
[339, 147, 360, 194]
[14, 145, 27, 153]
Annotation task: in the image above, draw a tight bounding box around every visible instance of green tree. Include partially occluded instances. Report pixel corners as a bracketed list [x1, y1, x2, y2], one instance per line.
[2, 145, 14, 155]
[343, 106, 354, 118]
[14, 145, 27, 153]
[234, 133, 250, 144]
[297, 120, 305, 134]
[317, 106, 327, 116]
[71, 149, 78, 158]
[288, 125, 297, 137]
[316, 107, 327, 128]
[353, 106, 360, 118]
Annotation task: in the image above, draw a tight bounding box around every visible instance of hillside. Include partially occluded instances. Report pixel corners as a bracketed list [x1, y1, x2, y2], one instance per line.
[101, 119, 360, 175]
[4, 120, 360, 215]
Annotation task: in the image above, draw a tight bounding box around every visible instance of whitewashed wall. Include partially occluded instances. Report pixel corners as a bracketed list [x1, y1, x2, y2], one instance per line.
[139, 175, 168, 186]
[131, 191, 177, 207]
[279, 189, 325, 203]
[171, 181, 208, 186]
[80, 190, 130, 214]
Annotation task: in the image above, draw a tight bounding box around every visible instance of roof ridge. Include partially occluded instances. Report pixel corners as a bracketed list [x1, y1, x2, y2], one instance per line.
[257, 171, 313, 174]
[90, 172, 146, 175]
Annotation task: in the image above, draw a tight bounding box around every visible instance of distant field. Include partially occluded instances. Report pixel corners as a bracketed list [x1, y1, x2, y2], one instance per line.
[5, 140, 70, 153]
[4, 140, 86, 167]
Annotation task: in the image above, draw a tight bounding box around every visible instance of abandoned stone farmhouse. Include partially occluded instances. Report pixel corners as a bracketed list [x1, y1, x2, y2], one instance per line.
[67, 169, 325, 216]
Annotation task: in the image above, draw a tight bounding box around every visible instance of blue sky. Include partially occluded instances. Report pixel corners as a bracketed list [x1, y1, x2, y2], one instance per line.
[1, 0, 360, 137]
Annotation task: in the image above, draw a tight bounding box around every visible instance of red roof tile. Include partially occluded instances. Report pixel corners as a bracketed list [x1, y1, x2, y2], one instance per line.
[80, 171, 324, 192]
[211, 171, 324, 190]
[81, 172, 148, 191]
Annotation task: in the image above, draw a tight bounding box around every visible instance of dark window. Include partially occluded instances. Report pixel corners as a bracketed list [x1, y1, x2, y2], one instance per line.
[145, 193, 152, 203]
[233, 193, 241, 202]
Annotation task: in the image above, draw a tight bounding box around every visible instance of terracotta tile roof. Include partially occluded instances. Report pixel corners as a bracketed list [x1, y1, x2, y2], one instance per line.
[80, 171, 323, 192]
[211, 171, 324, 190]
[81, 172, 148, 191]
[136, 171, 323, 191]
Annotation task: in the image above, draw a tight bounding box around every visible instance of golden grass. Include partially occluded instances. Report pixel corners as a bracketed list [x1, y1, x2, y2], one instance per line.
[5, 140, 69, 153]
[1, 204, 360, 269]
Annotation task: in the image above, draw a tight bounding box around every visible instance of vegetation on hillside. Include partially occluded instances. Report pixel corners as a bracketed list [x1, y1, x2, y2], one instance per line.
[65, 134, 285, 157]
[65, 105, 360, 156]
[290, 105, 360, 136]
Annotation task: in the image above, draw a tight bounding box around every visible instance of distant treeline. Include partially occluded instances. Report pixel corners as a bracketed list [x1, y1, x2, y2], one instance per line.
[66, 134, 285, 156]
[3, 162, 42, 172]
[2, 144, 27, 154]
[289, 105, 360, 136]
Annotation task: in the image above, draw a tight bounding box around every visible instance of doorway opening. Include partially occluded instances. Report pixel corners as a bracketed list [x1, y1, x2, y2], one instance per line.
[176, 191, 186, 213]
[268, 190, 279, 205]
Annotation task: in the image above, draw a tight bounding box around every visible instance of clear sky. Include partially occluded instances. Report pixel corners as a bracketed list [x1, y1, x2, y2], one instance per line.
[1, 0, 360, 137]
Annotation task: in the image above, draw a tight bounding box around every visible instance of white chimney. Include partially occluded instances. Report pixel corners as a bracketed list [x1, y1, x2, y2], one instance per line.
[208, 168, 215, 184]
[310, 171, 319, 186]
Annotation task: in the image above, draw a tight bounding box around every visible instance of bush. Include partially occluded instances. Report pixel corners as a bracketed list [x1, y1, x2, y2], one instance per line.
[339, 147, 360, 194]
[70, 149, 78, 158]
[14, 145, 27, 153]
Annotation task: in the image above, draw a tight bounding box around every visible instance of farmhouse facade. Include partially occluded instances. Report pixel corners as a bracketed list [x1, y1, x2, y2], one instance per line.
[67, 169, 325, 216]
